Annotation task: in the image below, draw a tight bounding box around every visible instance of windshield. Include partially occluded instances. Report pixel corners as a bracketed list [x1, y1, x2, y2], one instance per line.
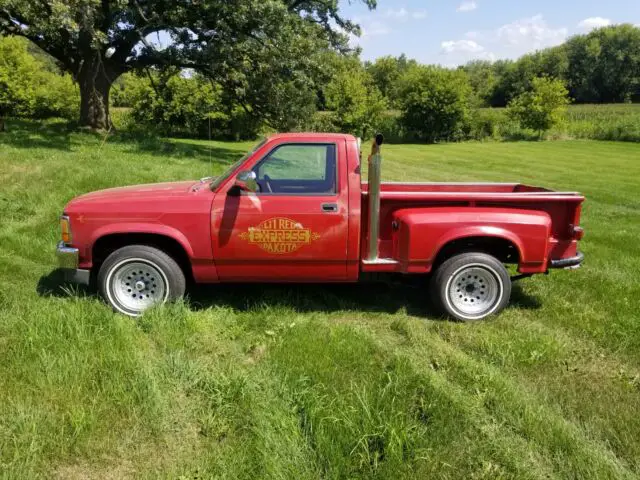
[209, 138, 267, 191]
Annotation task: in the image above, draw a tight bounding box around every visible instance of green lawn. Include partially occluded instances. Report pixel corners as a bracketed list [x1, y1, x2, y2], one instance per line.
[1, 120, 639, 479]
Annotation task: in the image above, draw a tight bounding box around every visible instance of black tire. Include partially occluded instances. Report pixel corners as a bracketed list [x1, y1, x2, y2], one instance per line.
[98, 245, 186, 316]
[430, 252, 511, 322]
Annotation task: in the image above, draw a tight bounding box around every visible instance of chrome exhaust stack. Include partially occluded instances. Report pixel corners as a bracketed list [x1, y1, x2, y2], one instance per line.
[367, 134, 384, 261]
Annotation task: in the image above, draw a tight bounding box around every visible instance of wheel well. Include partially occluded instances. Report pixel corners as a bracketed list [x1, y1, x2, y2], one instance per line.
[433, 236, 520, 268]
[92, 233, 194, 282]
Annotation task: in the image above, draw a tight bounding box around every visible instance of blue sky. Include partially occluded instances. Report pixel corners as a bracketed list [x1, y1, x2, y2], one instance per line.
[339, 0, 640, 66]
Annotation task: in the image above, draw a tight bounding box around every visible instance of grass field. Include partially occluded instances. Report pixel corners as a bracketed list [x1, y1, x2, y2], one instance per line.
[1, 119, 640, 479]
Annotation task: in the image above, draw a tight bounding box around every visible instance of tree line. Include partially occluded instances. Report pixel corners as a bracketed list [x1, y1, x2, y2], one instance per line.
[462, 24, 640, 107]
[1, 4, 639, 142]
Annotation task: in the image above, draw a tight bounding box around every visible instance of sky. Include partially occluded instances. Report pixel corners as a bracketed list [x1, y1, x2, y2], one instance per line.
[339, 0, 640, 66]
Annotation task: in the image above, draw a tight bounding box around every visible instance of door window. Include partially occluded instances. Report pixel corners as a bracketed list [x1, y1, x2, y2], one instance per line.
[253, 144, 336, 195]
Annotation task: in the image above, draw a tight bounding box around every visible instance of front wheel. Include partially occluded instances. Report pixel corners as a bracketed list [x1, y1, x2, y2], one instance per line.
[430, 252, 511, 322]
[98, 245, 186, 316]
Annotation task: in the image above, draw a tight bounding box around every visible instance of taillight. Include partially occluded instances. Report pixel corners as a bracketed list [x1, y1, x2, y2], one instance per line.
[572, 225, 584, 241]
[60, 215, 72, 244]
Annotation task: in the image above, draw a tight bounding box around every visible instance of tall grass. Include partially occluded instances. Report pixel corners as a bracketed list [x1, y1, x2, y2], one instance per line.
[471, 104, 640, 142]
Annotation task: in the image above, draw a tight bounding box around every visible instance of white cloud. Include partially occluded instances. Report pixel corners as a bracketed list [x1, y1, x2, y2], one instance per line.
[496, 15, 568, 49]
[360, 20, 391, 38]
[382, 7, 427, 20]
[578, 17, 612, 30]
[384, 8, 408, 19]
[441, 39, 485, 54]
[440, 40, 496, 65]
[440, 15, 567, 66]
[457, 1, 477, 13]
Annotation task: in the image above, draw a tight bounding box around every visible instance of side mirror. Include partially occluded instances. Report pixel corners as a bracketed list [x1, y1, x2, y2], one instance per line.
[234, 170, 258, 193]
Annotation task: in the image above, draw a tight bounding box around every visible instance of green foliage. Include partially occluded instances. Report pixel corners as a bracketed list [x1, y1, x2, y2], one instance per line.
[471, 25, 639, 107]
[324, 58, 387, 138]
[126, 72, 262, 140]
[467, 104, 640, 143]
[507, 77, 570, 137]
[461, 60, 499, 107]
[562, 104, 640, 141]
[110, 74, 148, 109]
[396, 66, 472, 143]
[0, 36, 36, 118]
[0, 0, 376, 129]
[566, 24, 640, 103]
[464, 108, 507, 141]
[365, 54, 417, 108]
[0, 36, 78, 120]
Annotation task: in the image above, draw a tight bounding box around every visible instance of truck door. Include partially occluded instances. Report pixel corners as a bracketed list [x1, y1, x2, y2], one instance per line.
[211, 141, 349, 281]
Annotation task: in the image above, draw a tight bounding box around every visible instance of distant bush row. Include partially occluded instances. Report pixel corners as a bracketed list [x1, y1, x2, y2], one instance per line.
[369, 104, 640, 144]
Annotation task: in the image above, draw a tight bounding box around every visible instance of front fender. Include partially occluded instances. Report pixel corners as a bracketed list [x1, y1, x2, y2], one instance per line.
[392, 207, 552, 273]
[88, 223, 196, 259]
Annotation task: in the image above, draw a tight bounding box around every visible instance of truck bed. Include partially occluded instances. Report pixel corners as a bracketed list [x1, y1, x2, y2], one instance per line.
[361, 182, 585, 273]
[364, 181, 580, 196]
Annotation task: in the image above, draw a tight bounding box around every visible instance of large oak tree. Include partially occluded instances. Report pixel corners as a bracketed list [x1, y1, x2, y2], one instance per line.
[0, 0, 375, 129]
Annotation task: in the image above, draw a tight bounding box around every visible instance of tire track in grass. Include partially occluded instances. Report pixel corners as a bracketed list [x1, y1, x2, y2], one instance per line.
[433, 314, 640, 470]
[394, 323, 636, 479]
[283, 318, 557, 478]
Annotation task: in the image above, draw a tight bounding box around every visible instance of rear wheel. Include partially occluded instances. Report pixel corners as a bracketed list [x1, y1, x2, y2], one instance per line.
[98, 245, 186, 316]
[430, 252, 511, 322]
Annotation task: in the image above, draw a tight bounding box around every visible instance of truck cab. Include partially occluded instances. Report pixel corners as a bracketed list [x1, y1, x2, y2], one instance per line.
[57, 133, 585, 320]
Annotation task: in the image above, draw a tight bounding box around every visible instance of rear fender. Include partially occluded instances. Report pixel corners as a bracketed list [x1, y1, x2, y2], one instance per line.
[392, 207, 551, 273]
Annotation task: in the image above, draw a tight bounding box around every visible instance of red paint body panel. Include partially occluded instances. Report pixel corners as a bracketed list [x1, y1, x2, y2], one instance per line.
[64, 181, 217, 282]
[209, 136, 350, 282]
[61, 134, 585, 284]
[390, 208, 551, 274]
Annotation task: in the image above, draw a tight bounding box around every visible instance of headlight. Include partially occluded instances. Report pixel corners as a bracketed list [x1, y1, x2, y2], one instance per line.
[60, 215, 72, 244]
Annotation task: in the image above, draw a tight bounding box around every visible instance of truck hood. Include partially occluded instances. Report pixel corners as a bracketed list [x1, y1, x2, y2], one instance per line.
[67, 181, 197, 206]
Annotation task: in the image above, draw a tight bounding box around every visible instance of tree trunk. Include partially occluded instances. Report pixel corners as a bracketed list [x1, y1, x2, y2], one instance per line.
[77, 54, 119, 130]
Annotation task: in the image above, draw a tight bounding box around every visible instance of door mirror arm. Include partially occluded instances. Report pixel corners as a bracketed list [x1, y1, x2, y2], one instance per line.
[234, 170, 259, 193]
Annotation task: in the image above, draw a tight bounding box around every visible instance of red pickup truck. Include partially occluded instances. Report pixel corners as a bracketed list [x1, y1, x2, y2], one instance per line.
[56, 133, 584, 321]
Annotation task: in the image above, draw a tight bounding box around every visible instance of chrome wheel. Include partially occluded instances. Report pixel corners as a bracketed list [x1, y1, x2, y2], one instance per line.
[445, 264, 503, 320]
[106, 259, 169, 315]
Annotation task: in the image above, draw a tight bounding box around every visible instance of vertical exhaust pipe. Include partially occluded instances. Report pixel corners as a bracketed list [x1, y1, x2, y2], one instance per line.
[367, 134, 384, 261]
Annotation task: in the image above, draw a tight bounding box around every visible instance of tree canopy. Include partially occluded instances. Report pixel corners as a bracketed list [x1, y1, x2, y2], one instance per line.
[0, 0, 376, 129]
[507, 77, 570, 137]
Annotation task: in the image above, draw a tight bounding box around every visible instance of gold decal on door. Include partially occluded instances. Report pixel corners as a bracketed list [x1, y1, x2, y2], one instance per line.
[239, 217, 321, 255]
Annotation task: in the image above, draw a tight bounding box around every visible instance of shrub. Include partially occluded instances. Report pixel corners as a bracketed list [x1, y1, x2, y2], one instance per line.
[375, 111, 413, 143]
[464, 108, 507, 141]
[128, 73, 262, 140]
[32, 74, 79, 120]
[396, 66, 472, 143]
[324, 62, 388, 139]
[507, 77, 570, 138]
[0, 36, 78, 121]
[305, 111, 340, 133]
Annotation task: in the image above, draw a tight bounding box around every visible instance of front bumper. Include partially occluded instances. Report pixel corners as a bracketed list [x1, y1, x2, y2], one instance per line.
[549, 251, 585, 269]
[56, 241, 90, 285]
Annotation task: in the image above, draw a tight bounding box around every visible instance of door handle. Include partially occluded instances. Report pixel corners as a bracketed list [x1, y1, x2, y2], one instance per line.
[321, 203, 338, 213]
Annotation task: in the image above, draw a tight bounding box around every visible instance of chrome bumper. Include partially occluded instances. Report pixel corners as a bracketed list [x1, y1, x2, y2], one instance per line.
[56, 241, 90, 285]
[549, 251, 585, 269]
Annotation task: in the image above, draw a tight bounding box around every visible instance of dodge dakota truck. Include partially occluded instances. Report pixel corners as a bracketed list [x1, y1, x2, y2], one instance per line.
[56, 133, 585, 321]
